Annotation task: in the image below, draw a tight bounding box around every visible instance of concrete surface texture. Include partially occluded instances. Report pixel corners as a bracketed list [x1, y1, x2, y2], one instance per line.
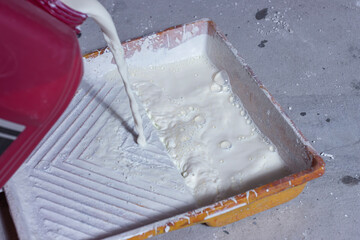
[1, 0, 359, 239]
[80, 0, 360, 239]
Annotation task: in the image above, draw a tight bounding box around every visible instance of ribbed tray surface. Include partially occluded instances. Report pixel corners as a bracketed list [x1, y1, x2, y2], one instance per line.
[5, 54, 196, 240]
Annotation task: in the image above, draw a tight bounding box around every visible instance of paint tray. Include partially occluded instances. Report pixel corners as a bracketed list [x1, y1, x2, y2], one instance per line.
[4, 19, 324, 239]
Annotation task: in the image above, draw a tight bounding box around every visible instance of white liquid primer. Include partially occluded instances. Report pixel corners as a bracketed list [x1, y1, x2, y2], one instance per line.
[128, 46, 288, 204]
[62, 0, 146, 146]
[62, 0, 287, 204]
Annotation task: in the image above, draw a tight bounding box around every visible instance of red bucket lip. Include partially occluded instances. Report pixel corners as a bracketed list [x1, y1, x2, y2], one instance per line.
[27, 0, 87, 33]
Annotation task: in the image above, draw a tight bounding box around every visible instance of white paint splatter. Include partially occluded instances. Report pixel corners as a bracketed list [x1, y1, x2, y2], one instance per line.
[204, 203, 247, 220]
[320, 152, 334, 159]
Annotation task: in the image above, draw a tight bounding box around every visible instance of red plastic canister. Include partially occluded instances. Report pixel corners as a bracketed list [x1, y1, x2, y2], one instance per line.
[0, 0, 87, 188]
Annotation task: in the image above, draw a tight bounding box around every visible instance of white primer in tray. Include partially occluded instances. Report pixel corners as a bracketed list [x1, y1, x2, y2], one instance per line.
[127, 36, 288, 205]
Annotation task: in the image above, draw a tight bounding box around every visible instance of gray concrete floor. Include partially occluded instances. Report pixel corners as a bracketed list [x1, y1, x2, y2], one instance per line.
[2, 0, 359, 239]
[78, 1, 360, 239]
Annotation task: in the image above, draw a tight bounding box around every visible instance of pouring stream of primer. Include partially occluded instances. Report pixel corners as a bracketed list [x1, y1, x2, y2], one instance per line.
[62, 0, 146, 146]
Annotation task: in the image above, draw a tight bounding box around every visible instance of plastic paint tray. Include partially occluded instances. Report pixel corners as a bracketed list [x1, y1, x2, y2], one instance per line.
[5, 19, 325, 240]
